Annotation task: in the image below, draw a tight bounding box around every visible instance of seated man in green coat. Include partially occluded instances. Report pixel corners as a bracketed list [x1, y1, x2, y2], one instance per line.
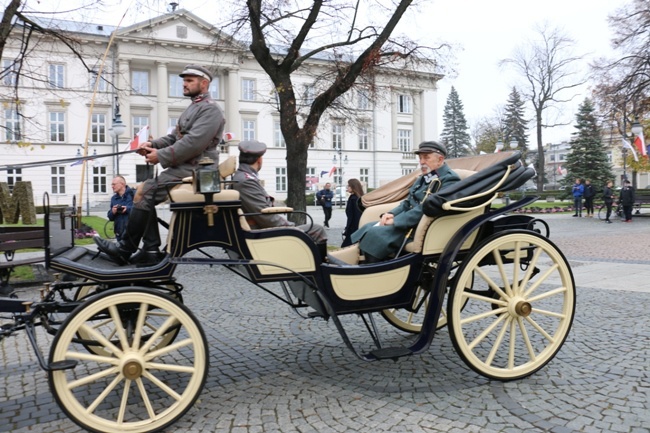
[351, 141, 460, 262]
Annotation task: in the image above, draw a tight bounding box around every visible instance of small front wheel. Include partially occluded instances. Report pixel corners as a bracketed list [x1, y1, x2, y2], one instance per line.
[49, 288, 208, 433]
[448, 231, 575, 381]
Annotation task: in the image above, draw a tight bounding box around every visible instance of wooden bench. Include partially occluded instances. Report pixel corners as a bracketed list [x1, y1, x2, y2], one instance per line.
[0, 226, 46, 292]
[633, 191, 650, 214]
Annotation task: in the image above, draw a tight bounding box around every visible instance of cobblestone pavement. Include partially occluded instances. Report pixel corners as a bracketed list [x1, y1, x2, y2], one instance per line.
[1, 208, 649, 432]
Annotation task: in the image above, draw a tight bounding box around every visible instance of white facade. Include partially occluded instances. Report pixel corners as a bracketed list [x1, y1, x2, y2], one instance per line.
[1, 9, 441, 208]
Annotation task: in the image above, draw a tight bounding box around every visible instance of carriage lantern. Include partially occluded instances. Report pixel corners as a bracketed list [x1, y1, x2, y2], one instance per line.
[193, 156, 220, 226]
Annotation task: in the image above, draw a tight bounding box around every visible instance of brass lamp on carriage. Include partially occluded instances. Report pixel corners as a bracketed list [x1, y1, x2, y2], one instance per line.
[193, 156, 220, 226]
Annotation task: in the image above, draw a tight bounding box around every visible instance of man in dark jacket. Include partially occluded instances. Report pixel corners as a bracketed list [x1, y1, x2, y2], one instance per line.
[95, 64, 226, 265]
[107, 176, 134, 241]
[620, 179, 636, 222]
[316, 183, 334, 227]
[583, 179, 595, 217]
[351, 141, 460, 262]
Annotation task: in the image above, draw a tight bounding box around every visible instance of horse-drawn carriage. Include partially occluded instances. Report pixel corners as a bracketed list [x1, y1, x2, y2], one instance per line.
[0, 151, 575, 433]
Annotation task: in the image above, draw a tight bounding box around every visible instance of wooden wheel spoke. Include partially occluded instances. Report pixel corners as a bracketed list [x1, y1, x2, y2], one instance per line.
[491, 250, 513, 297]
[475, 267, 509, 300]
[85, 373, 124, 414]
[146, 362, 195, 374]
[485, 316, 511, 366]
[523, 263, 559, 298]
[117, 378, 132, 424]
[524, 315, 555, 343]
[132, 302, 150, 349]
[78, 323, 124, 357]
[141, 370, 182, 401]
[527, 286, 566, 303]
[65, 350, 120, 365]
[468, 313, 507, 350]
[146, 337, 194, 360]
[136, 378, 157, 419]
[461, 306, 508, 326]
[139, 316, 178, 354]
[68, 365, 120, 390]
[108, 305, 130, 352]
[518, 247, 543, 295]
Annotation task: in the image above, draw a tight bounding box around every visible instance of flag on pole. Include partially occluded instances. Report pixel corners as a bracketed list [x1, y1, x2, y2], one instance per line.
[319, 170, 328, 177]
[557, 164, 563, 175]
[223, 131, 235, 142]
[634, 134, 647, 158]
[328, 166, 337, 177]
[129, 125, 150, 150]
[623, 138, 639, 162]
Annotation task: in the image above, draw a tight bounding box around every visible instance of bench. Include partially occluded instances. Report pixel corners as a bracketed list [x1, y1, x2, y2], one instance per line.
[633, 191, 650, 215]
[0, 226, 46, 291]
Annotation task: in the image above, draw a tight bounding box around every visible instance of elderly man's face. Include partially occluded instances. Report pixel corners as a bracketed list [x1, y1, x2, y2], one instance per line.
[111, 178, 126, 194]
[418, 152, 444, 174]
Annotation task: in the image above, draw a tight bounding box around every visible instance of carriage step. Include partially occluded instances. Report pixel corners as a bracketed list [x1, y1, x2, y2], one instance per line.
[368, 346, 413, 361]
[48, 360, 78, 371]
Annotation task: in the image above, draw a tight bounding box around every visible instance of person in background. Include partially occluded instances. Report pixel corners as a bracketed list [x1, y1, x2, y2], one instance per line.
[583, 179, 595, 217]
[341, 178, 365, 247]
[94, 64, 225, 265]
[620, 179, 635, 222]
[351, 141, 460, 262]
[572, 178, 584, 217]
[107, 175, 134, 241]
[232, 140, 328, 260]
[316, 182, 334, 228]
[602, 180, 615, 224]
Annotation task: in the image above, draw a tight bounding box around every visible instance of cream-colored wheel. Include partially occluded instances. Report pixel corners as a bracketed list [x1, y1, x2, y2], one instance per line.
[74, 283, 182, 357]
[382, 284, 439, 333]
[48, 288, 208, 433]
[448, 231, 575, 381]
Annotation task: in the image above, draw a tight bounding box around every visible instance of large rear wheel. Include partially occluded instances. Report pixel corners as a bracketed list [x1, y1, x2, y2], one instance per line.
[448, 231, 575, 381]
[48, 288, 208, 433]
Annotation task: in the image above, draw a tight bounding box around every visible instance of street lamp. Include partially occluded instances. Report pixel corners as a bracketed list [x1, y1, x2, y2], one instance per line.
[111, 98, 126, 175]
[332, 148, 348, 209]
[496, 138, 519, 204]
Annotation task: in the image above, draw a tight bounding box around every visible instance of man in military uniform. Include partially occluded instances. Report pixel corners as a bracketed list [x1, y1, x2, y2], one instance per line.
[233, 140, 328, 260]
[95, 64, 226, 265]
[351, 141, 460, 262]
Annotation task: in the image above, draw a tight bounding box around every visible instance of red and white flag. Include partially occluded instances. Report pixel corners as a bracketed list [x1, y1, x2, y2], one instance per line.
[634, 134, 647, 158]
[328, 166, 337, 177]
[129, 125, 150, 150]
[557, 164, 563, 175]
[623, 138, 639, 162]
[223, 131, 235, 142]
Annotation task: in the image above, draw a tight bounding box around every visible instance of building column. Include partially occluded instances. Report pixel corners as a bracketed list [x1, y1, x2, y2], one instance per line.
[156, 61, 169, 137]
[413, 91, 422, 145]
[225, 66, 240, 141]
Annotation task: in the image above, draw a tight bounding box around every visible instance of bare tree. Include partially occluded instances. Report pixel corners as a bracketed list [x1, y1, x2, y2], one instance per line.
[500, 25, 586, 191]
[226, 0, 448, 216]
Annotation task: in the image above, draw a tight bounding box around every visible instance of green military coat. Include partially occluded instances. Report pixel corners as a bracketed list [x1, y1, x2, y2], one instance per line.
[351, 163, 460, 260]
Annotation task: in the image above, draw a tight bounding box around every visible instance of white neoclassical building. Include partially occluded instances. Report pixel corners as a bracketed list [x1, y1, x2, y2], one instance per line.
[1, 9, 442, 209]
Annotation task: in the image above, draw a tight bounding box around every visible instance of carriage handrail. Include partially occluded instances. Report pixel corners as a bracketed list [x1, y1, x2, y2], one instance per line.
[441, 162, 513, 211]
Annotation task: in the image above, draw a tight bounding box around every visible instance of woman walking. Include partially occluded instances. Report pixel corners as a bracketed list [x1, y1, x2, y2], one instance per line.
[341, 178, 365, 247]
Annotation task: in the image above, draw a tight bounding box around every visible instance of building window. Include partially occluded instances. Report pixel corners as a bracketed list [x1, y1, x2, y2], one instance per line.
[209, 77, 220, 99]
[274, 121, 285, 147]
[49, 112, 65, 143]
[242, 78, 256, 101]
[7, 168, 22, 193]
[358, 126, 369, 150]
[398, 94, 412, 114]
[169, 74, 183, 97]
[275, 167, 287, 192]
[332, 123, 343, 149]
[4, 109, 21, 142]
[303, 85, 315, 106]
[132, 116, 149, 137]
[359, 168, 369, 187]
[306, 167, 317, 191]
[51, 166, 65, 194]
[2, 59, 18, 86]
[168, 117, 178, 135]
[357, 89, 370, 110]
[89, 69, 108, 92]
[397, 129, 412, 152]
[91, 113, 106, 143]
[401, 166, 416, 176]
[242, 119, 256, 141]
[93, 165, 107, 193]
[48, 64, 65, 88]
[131, 70, 149, 94]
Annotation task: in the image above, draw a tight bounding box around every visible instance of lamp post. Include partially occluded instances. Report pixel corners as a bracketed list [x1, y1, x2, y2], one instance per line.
[111, 98, 126, 175]
[496, 138, 519, 204]
[332, 148, 348, 209]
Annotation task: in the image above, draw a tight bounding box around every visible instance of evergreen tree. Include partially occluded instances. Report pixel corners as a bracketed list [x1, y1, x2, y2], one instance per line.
[562, 98, 614, 192]
[503, 87, 529, 153]
[440, 87, 472, 157]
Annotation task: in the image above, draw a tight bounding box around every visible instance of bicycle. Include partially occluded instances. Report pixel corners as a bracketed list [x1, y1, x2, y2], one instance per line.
[103, 219, 115, 239]
[598, 201, 622, 220]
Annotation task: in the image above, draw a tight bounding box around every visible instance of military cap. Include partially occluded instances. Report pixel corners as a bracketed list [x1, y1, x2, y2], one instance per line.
[179, 64, 213, 82]
[414, 140, 447, 157]
[238, 140, 267, 156]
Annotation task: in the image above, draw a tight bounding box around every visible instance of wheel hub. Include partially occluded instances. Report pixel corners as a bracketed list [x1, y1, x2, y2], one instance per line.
[514, 300, 532, 317]
[121, 354, 145, 380]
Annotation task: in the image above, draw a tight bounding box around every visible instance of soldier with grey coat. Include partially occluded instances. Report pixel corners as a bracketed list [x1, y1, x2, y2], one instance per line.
[351, 141, 460, 262]
[95, 64, 225, 265]
[233, 140, 328, 260]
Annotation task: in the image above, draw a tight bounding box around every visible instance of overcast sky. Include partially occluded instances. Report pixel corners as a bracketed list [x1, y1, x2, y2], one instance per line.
[58, 0, 621, 145]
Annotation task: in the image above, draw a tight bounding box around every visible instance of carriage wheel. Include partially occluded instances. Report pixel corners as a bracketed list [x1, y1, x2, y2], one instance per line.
[448, 231, 575, 381]
[74, 283, 183, 358]
[48, 288, 208, 433]
[382, 264, 471, 333]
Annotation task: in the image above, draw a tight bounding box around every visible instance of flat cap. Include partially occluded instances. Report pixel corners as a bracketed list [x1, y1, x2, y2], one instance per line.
[414, 140, 447, 157]
[179, 64, 213, 82]
[238, 140, 267, 156]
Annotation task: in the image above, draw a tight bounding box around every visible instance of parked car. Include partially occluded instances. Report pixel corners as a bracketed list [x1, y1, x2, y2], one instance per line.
[333, 186, 348, 205]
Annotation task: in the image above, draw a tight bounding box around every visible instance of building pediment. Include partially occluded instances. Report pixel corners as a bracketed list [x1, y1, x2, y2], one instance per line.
[115, 9, 243, 51]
